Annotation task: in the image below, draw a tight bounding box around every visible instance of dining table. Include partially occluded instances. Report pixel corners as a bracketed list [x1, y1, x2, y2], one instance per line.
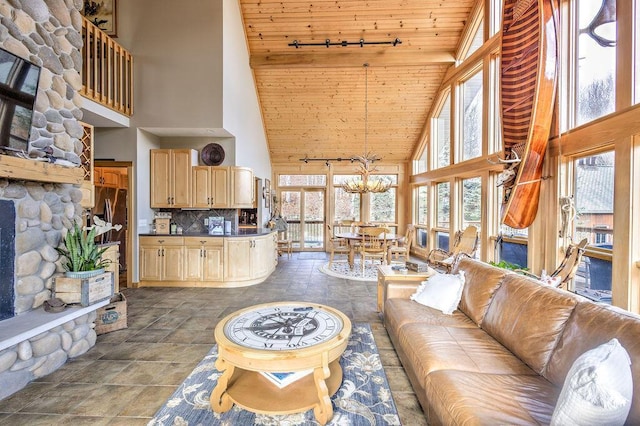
[334, 232, 400, 269]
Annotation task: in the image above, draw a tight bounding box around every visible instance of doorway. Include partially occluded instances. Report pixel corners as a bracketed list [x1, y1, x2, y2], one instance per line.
[280, 189, 325, 251]
[93, 161, 135, 288]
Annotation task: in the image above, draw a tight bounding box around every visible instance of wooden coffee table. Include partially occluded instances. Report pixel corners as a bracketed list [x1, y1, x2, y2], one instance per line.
[210, 302, 352, 425]
[377, 264, 435, 312]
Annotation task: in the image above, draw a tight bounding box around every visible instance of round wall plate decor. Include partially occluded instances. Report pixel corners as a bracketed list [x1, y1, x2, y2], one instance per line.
[201, 143, 225, 166]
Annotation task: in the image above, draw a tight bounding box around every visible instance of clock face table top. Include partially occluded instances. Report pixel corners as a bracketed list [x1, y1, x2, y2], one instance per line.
[210, 302, 352, 425]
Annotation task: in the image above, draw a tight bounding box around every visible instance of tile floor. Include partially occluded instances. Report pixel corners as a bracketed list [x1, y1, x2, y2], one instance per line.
[0, 253, 427, 425]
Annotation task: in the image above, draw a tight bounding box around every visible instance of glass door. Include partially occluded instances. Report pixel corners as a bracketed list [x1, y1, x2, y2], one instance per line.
[304, 190, 325, 250]
[280, 189, 325, 250]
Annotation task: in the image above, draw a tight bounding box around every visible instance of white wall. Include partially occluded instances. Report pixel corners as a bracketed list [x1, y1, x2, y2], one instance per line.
[118, 0, 224, 129]
[222, 0, 271, 180]
[158, 137, 236, 166]
[90, 0, 274, 280]
[132, 129, 161, 281]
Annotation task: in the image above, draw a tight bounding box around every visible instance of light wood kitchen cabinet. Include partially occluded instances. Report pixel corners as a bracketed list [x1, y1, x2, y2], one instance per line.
[251, 234, 276, 278]
[224, 238, 253, 282]
[139, 237, 184, 281]
[224, 233, 276, 283]
[139, 232, 275, 287]
[94, 167, 121, 188]
[184, 237, 224, 282]
[192, 166, 229, 208]
[230, 167, 255, 208]
[150, 149, 197, 208]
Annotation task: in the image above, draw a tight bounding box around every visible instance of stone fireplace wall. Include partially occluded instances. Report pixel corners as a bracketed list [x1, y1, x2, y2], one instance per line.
[0, 0, 101, 399]
[1, 180, 83, 315]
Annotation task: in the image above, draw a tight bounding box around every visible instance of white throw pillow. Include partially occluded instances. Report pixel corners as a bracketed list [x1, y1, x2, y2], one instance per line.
[551, 338, 633, 426]
[410, 271, 465, 315]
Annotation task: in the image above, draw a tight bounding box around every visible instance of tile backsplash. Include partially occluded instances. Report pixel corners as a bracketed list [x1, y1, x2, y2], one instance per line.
[158, 210, 238, 234]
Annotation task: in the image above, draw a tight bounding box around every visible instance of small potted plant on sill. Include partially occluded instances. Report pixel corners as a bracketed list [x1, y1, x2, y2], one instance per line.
[57, 222, 110, 278]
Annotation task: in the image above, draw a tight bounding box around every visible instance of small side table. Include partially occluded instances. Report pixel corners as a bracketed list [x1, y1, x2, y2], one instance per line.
[376, 265, 434, 312]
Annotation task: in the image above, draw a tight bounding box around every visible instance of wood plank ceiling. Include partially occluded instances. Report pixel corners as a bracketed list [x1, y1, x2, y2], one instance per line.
[239, 0, 477, 165]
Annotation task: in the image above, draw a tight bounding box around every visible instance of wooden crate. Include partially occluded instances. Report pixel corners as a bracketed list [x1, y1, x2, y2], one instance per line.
[95, 293, 127, 334]
[54, 272, 114, 307]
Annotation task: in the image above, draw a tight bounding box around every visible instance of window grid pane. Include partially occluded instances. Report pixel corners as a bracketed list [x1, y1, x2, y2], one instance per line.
[462, 177, 482, 230]
[279, 175, 327, 186]
[635, 0, 640, 104]
[465, 21, 484, 60]
[334, 189, 361, 222]
[370, 189, 396, 223]
[417, 186, 428, 225]
[434, 93, 451, 169]
[573, 151, 614, 302]
[436, 182, 450, 229]
[461, 71, 483, 161]
[576, 0, 616, 126]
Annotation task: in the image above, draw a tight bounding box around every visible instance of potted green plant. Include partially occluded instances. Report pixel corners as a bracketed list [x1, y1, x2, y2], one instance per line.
[57, 222, 110, 278]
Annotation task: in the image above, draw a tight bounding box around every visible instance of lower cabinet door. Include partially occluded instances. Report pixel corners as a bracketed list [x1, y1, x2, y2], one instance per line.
[203, 246, 223, 281]
[224, 239, 253, 281]
[162, 246, 185, 281]
[140, 245, 162, 281]
[184, 245, 203, 281]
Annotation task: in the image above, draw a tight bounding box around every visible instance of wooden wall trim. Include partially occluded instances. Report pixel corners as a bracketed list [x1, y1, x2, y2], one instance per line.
[0, 155, 84, 185]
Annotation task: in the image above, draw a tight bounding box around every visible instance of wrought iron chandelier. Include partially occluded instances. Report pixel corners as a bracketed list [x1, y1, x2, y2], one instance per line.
[340, 64, 391, 194]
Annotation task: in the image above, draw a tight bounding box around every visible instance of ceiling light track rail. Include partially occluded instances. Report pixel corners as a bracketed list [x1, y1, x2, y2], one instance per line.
[289, 38, 402, 48]
[299, 156, 378, 166]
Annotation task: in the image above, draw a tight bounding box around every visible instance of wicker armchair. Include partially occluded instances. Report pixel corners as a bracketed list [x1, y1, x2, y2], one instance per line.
[427, 226, 479, 273]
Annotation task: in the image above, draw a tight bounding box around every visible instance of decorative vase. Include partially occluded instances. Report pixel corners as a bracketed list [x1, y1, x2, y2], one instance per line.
[64, 268, 105, 279]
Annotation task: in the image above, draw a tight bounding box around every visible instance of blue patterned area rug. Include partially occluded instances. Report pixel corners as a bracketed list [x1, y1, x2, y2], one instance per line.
[148, 323, 400, 426]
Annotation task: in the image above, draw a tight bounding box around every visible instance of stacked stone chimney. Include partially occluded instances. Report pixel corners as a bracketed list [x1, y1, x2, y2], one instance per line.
[0, 0, 100, 399]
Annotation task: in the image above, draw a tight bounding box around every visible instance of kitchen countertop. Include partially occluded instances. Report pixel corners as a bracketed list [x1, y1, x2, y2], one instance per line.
[139, 228, 275, 238]
[97, 241, 120, 247]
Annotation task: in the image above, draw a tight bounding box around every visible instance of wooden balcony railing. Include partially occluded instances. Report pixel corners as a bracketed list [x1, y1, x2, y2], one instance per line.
[81, 17, 133, 116]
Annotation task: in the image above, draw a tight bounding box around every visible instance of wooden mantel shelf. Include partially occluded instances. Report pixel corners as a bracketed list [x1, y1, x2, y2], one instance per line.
[0, 155, 84, 185]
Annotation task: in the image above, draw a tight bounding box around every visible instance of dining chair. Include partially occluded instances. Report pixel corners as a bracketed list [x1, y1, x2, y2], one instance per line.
[427, 226, 479, 272]
[276, 230, 292, 258]
[327, 225, 349, 266]
[388, 224, 415, 263]
[358, 227, 390, 275]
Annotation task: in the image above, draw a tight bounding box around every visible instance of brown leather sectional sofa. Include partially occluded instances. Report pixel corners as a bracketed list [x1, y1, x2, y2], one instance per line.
[383, 257, 640, 424]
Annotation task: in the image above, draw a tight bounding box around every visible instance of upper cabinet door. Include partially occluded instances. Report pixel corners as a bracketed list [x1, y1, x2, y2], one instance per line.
[171, 149, 195, 207]
[150, 149, 197, 208]
[150, 150, 172, 208]
[211, 167, 229, 208]
[192, 166, 211, 208]
[230, 167, 254, 208]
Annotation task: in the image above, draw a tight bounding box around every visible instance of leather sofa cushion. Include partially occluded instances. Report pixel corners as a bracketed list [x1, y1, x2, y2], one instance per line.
[544, 301, 640, 424]
[456, 258, 510, 326]
[425, 370, 559, 425]
[482, 274, 578, 375]
[395, 322, 537, 390]
[384, 298, 476, 332]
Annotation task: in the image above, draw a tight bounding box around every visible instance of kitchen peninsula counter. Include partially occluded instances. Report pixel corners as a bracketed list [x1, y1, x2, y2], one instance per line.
[139, 227, 274, 237]
[138, 230, 276, 288]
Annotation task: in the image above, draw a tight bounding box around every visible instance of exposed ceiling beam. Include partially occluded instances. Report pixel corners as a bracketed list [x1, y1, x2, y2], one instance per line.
[250, 49, 456, 69]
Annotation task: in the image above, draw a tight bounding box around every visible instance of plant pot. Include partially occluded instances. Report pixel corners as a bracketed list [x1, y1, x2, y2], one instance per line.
[64, 268, 105, 279]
